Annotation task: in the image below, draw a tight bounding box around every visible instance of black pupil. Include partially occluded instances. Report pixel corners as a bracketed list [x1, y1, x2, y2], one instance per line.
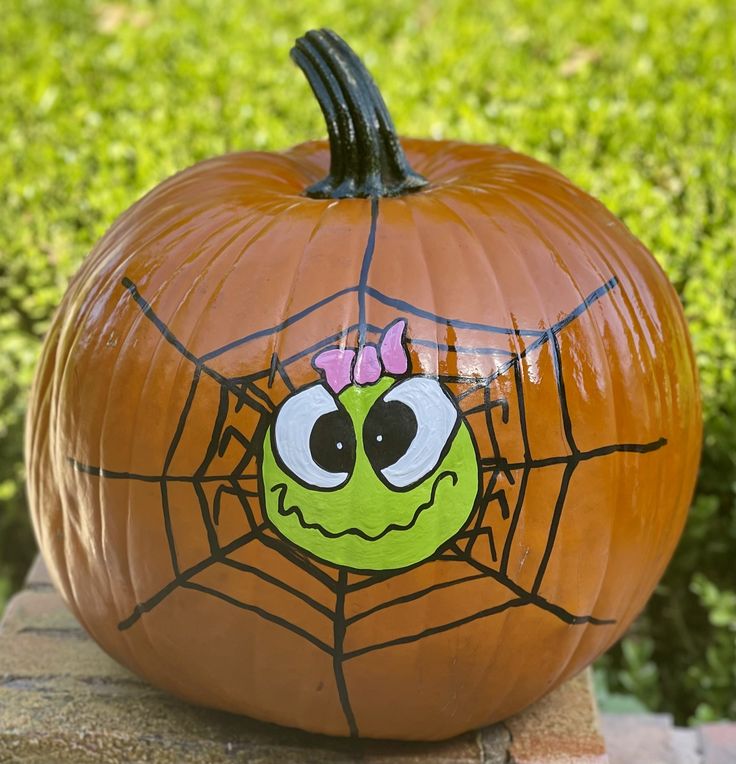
[309, 410, 356, 474]
[363, 400, 418, 471]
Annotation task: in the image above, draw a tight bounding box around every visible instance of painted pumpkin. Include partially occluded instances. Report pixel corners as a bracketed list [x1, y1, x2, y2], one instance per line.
[26, 29, 701, 741]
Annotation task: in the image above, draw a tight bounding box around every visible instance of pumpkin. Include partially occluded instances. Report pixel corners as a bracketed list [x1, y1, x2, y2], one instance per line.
[26, 29, 701, 741]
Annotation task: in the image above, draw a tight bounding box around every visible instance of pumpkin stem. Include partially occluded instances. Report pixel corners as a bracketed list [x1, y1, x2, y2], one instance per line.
[291, 29, 429, 199]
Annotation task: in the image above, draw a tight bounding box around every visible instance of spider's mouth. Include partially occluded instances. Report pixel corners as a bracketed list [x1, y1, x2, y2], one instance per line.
[270, 470, 458, 542]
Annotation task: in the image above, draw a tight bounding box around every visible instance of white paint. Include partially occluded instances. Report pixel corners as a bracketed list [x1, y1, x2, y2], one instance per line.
[274, 385, 348, 488]
[382, 378, 458, 488]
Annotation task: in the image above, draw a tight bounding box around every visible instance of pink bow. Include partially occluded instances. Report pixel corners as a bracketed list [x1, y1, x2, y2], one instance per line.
[314, 320, 408, 393]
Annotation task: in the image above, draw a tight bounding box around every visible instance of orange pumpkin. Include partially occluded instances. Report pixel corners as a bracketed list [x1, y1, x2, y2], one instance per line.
[26, 29, 701, 740]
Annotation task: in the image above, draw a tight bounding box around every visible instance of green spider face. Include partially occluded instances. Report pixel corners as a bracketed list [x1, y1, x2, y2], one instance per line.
[261, 375, 480, 571]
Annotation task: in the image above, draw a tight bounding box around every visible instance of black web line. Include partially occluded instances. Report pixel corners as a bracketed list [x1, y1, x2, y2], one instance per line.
[499, 358, 532, 576]
[456, 554, 616, 627]
[343, 599, 528, 661]
[70, 268, 667, 738]
[345, 571, 490, 626]
[455, 277, 618, 401]
[333, 569, 358, 737]
[121, 278, 272, 418]
[117, 523, 268, 630]
[199, 285, 360, 362]
[181, 580, 333, 654]
[162, 367, 202, 575]
[530, 325, 579, 594]
[364, 287, 547, 338]
[67, 461, 258, 483]
[357, 197, 379, 348]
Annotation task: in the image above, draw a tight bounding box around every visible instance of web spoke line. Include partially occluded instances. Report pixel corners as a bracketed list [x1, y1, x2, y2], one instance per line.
[333, 569, 359, 737]
[532, 461, 576, 596]
[161, 367, 203, 576]
[68, 461, 258, 483]
[480, 438, 668, 473]
[495, 358, 533, 575]
[549, 328, 579, 455]
[357, 197, 379, 349]
[121, 278, 273, 417]
[200, 286, 360, 362]
[460, 554, 615, 626]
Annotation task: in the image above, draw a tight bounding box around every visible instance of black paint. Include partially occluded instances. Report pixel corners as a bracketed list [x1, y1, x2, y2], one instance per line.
[310, 408, 356, 475]
[363, 398, 417, 472]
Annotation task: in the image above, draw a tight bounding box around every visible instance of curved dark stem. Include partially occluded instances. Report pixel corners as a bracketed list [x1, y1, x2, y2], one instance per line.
[291, 29, 429, 199]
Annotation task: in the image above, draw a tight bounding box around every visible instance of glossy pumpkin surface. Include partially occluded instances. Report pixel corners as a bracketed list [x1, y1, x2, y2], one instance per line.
[26, 31, 701, 741]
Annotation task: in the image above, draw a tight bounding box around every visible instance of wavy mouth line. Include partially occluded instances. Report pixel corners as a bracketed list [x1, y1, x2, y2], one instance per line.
[271, 470, 458, 542]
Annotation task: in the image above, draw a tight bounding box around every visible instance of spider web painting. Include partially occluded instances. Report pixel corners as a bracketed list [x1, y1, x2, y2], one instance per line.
[70, 198, 667, 737]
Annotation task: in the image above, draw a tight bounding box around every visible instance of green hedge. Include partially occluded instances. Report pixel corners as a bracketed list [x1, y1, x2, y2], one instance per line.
[1, 0, 734, 723]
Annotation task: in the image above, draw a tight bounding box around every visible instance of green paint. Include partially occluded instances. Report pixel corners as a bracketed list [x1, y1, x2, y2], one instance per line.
[262, 377, 479, 570]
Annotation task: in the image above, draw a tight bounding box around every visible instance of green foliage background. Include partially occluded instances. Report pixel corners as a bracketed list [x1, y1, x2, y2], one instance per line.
[1, 0, 734, 724]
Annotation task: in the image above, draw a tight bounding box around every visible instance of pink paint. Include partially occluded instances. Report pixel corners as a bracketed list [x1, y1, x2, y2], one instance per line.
[314, 320, 410, 392]
[313, 348, 355, 394]
[354, 345, 381, 384]
[379, 320, 408, 375]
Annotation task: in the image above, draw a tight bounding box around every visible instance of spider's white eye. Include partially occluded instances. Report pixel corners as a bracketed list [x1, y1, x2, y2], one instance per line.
[273, 385, 355, 489]
[364, 377, 459, 489]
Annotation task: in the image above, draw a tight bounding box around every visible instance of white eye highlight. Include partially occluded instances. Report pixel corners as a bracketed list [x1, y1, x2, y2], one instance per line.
[375, 378, 459, 488]
[273, 385, 354, 489]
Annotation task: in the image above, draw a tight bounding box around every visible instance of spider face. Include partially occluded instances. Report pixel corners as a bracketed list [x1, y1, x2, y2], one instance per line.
[261, 375, 480, 570]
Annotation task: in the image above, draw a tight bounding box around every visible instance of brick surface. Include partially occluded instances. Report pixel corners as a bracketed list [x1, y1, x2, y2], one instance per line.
[0, 555, 607, 763]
